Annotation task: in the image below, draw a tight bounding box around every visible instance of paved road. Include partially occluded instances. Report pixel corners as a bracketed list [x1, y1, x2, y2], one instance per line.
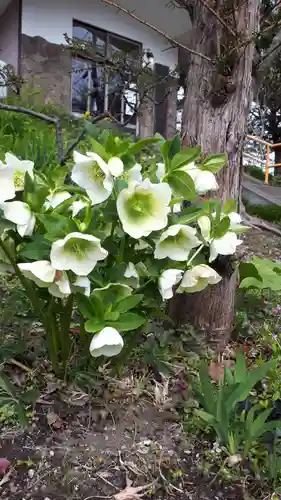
[243, 174, 281, 206]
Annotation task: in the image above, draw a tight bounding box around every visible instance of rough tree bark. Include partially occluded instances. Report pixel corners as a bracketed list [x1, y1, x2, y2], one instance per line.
[169, 0, 260, 349]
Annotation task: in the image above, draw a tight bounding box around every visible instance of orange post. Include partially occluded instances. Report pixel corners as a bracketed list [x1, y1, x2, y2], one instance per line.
[265, 144, 270, 184]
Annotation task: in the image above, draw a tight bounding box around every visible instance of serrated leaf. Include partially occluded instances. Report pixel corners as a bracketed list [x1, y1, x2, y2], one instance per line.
[124, 137, 161, 156]
[108, 312, 146, 332]
[37, 213, 77, 239]
[113, 294, 144, 313]
[19, 234, 51, 260]
[170, 145, 202, 170]
[167, 171, 196, 201]
[200, 153, 227, 173]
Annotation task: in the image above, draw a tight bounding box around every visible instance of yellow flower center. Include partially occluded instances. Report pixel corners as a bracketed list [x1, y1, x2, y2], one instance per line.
[90, 162, 105, 183]
[14, 170, 24, 189]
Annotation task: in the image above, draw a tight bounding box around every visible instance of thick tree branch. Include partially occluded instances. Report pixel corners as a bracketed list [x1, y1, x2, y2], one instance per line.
[100, 0, 213, 63]
[198, 0, 236, 37]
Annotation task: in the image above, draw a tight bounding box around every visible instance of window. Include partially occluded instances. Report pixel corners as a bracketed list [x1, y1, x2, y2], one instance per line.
[72, 20, 141, 130]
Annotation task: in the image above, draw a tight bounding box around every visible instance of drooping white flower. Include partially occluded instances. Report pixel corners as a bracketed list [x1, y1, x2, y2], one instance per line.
[2, 201, 35, 237]
[155, 224, 201, 261]
[156, 162, 166, 181]
[73, 276, 91, 296]
[48, 271, 71, 298]
[72, 151, 113, 205]
[198, 216, 211, 241]
[70, 198, 88, 217]
[124, 262, 139, 288]
[177, 264, 221, 293]
[128, 163, 142, 184]
[90, 327, 124, 357]
[45, 191, 71, 209]
[209, 232, 243, 262]
[184, 167, 218, 195]
[18, 260, 56, 287]
[4, 153, 34, 192]
[50, 232, 108, 276]
[107, 157, 124, 177]
[158, 268, 183, 300]
[0, 164, 15, 202]
[117, 178, 171, 239]
[228, 212, 242, 225]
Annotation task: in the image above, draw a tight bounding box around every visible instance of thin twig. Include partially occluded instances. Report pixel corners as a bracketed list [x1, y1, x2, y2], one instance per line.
[100, 0, 213, 63]
[8, 358, 33, 373]
[198, 0, 237, 37]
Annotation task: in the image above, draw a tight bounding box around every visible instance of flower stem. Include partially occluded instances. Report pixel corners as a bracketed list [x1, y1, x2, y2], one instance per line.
[137, 278, 153, 294]
[186, 244, 204, 267]
[117, 233, 126, 263]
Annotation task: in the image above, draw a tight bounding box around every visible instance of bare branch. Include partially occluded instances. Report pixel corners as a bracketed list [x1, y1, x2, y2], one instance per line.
[0, 102, 64, 164]
[100, 0, 213, 63]
[198, 0, 237, 37]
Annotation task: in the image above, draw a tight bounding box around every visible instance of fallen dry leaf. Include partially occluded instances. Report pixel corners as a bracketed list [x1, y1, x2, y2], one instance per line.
[208, 361, 225, 382]
[46, 411, 64, 429]
[114, 479, 157, 500]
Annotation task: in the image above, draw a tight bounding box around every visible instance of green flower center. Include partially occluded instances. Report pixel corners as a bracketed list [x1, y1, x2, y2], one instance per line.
[164, 229, 187, 248]
[89, 162, 105, 183]
[125, 191, 155, 221]
[14, 170, 24, 189]
[64, 237, 93, 260]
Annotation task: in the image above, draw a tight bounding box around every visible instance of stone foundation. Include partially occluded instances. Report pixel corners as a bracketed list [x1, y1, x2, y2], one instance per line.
[20, 34, 71, 110]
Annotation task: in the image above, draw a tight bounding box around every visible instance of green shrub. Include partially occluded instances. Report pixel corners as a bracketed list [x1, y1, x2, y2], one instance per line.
[243, 200, 281, 224]
[245, 164, 272, 182]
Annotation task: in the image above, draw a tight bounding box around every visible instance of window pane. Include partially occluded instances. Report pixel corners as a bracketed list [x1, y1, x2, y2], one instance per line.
[73, 23, 93, 43]
[123, 83, 137, 125]
[72, 59, 89, 114]
[90, 66, 105, 115]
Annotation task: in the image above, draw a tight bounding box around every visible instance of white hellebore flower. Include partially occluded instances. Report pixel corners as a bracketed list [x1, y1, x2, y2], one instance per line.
[158, 268, 183, 300]
[0, 162, 16, 203]
[177, 264, 221, 293]
[70, 198, 88, 217]
[90, 327, 124, 357]
[45, 191, 71, 209]
[117, 178, 171, 239]
[183, 166, 218, 195]
[124, 262, 139, 288]
[50, 232, 108, 276]
[2, 201, 35, 237]
[209, 232, 243, 263]
[72, 151, 114, 205]
[74, 276, 91, 296]
[48, 271, 71, 298]
[128, 163, 142, 184]
[18, 261, 71, 298]
[155, 224, 201, 261]
[2, 153, 34, 192]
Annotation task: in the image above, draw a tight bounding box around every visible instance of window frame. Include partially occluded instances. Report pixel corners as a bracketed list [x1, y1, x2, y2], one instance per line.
[71, 19, 142, 132]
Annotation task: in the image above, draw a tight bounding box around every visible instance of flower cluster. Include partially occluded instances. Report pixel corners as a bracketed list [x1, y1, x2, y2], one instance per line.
[0, 136, 246, 363]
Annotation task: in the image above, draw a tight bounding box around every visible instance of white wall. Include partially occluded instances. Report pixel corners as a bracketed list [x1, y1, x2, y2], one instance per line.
[21, 0, 191, 68]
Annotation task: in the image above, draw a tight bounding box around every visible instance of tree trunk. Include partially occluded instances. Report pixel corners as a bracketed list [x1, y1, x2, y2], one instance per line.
[274, 147, 281, 177]
[169, 0, 260, 349]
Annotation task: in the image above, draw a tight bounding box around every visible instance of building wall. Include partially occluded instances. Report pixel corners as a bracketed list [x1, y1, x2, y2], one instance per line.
[0, 0, 20, 71]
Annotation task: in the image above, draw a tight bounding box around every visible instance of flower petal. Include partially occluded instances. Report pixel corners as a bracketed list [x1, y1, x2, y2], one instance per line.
[155, 224, 201, 261]
[177, 264, 221, 293]
[74, 276, 91, 296]
[108, 157, 124, 177]
[45, 191, 71, 209]
[156, 162, 166, 181]
[18, 260, 55, 287]
[198, 216, 211, 241]
[49, 271, 71, 298]
[0, 167, 15, 202]
[128, 164, 142, 184]
[209, 232, 242, 262]
[90, 327, 124, 357]
[158, 268, 183, 300]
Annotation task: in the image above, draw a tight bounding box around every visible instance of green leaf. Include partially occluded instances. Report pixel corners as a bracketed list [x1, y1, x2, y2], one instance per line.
[198, 364, 216, 416]
[19, 234, 51, 260]
[108, 312, 146, 332]
[167, 171, 196, 201]
[91, 283, 132, 311]
[250, 408, 273, 438]
[88, 137, 110, 161]
[104, 311, 120, 321]
[168, 135, 181, 159]
[223, 199, 237, 214]
[24, 172, 34, 194]
[194, 409, 217, 425]
[200, 153, 227, 173]
[114, 294, 144, 313]
[213, 216, 230, 238]
[234, 349, 247, 384]
[37, 213, 77, 240]
[124, 138, 161, 156]
[174, 208, 203, 225]
[239, 262, 262, 283]
[85, 319, 106, 333]
[171, 145, 202, 170]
